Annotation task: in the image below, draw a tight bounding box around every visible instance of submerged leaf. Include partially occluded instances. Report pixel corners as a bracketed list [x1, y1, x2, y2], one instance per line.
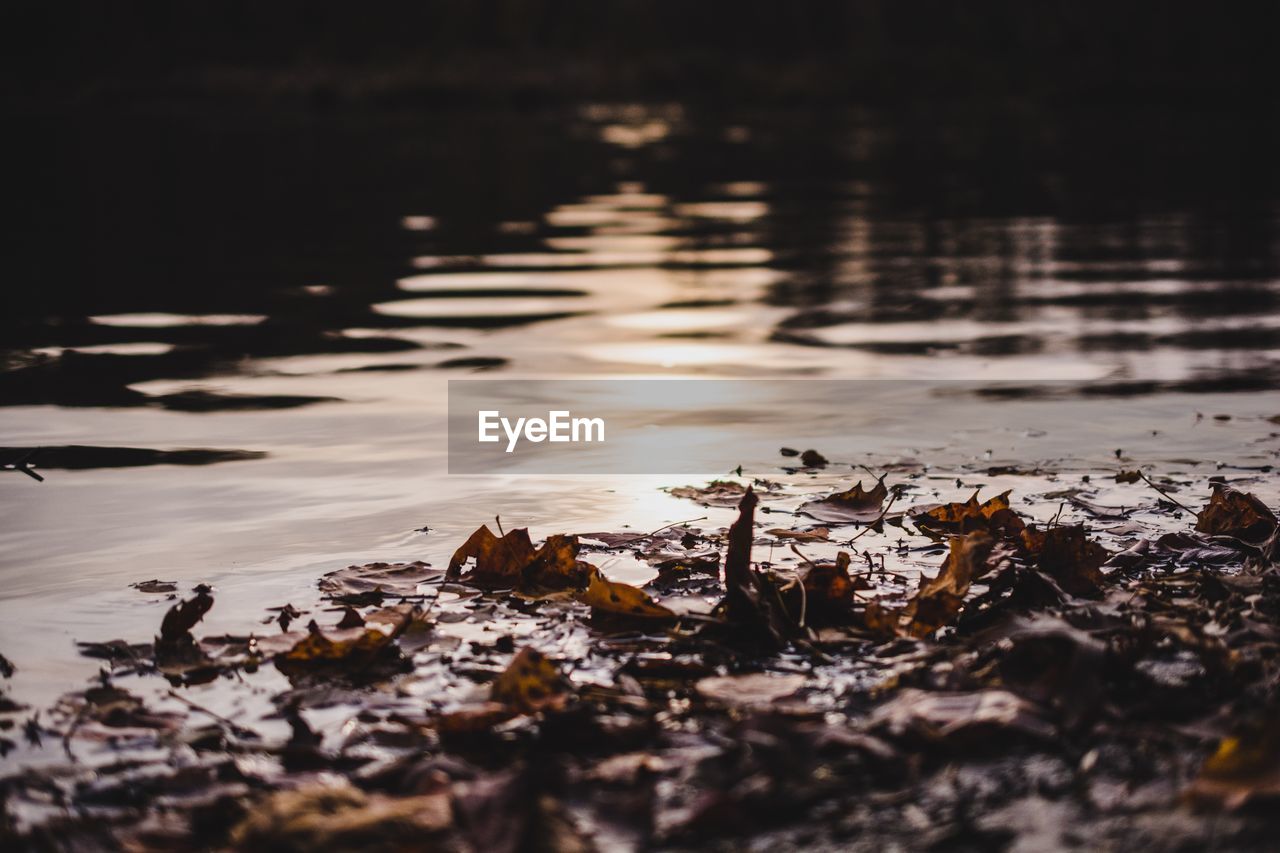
[318, 561, 440, 605]
[799, 477, 888, 524]
[668, 480, 753, 508]
[766, 526, 831, 542]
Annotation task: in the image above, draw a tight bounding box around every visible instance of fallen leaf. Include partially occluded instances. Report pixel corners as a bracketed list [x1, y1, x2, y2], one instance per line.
[799, 477, 888, 525]
[721, 486, 793, 645]
[1196, 486, 1277, 544]
[159, 588, 214, 642]
[275, 617, 407, 674]
[1115, 470, 1142, 484]
[766, 527, 830, 542]
[668, 480, 753, 508]
[903, 532, 997, 637]
[446, 527, 588, 592]
[1106, 532, 1248, 571]
[490, 647, 572, 713]
[913, 490, 1025, 539]
[318, 561, 440, 605]
[1020, 525, 1107, 597]
[131, 579, 177, 594]
[784, 551, 869, 627]
[231, 780, 454, 849]
[799, 449, 828, 467]
[695, 672, 807, 707]
[1186, 720, 1280, 810]
[869, 688, 1055, 743]
[575, 568, 675, 620]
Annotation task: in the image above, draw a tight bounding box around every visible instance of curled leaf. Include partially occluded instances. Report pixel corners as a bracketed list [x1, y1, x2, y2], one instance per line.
[447, 526, 588, 592]
[1196, 486, 1277, 544]
[913, 490, 1025, 539]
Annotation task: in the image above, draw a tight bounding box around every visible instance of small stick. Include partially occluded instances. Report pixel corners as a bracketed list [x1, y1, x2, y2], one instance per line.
[167, 690, 260, 740]
[607, 516, 708, 544]
[1138, 471, 1197, 514]
[846, 493, 899, 544]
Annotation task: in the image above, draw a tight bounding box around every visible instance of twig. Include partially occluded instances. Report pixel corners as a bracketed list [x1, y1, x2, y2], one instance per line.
[167, 690, 260, 740]
[846, 493, 899, 544]
[606, 516, 708, 545]
[1138, 471, 1197, 514]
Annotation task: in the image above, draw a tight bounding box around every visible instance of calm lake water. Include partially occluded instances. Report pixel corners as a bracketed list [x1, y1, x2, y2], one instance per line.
[2, 102, 1279, 706]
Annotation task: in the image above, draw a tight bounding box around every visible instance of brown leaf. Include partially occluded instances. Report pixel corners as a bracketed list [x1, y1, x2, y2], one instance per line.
[318, 561, 440, 605]
[446, 526, 587, 592]
[1114, 470, 1142, 483]
[668, 479, 753, 508]
[158, 589, 214, 642]
[275, 616, 407, 672]
[722, 487, 793, 645]
[785, 551, 869, 627]
[799, 449, 828, 467]
[1021, 524, 1107, 597]
[1186, 721, 1280, 810]
[913, 490, 1025, 539]
[575, 568, 675, 620]
[1196, 485, 1277, 544]
[490, 647, 572, 713]
[765, 527, 830, 542]
[869, 688, 1055, 743]
[695, 672, 807, 707]
[799, 477, 888, 525]
[231, 781, 454, 850]
[902, 532, 996, 637]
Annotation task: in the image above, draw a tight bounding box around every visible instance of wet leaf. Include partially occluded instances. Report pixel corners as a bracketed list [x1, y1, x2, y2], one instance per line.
[799, 477, 888, 524]
[695, 672, 807, 707]
[668, 479, 753, 507]
[799, 449, 828, 467]
[903, 532, 997, 637]
[1187, 721, 1280, 810]
[1196, 485, 1277, 544]
[318, 561, 440, 605]
[275, 615, 408, 674]
[913, 490, 1025, 539]
[490, 647, 572, 713]
[870, 688, 1055, 743]
[158, 588, 214, 642]
[765, 526, 830, 542]
[1115, 470, 1142, 483]
[575, 568, 675, 620]
[1020, 525, 1107, 597]
[446, 526, 587, 591]
[1106, 531, 1247, 571]
[721, 487, 793, 645]
[231, 780, 454, 850]
[784, 551, 869, 627]
[131, 579, 177, 594]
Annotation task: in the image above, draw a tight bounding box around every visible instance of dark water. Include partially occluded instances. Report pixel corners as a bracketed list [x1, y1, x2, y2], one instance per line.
[2, 102, 1279, 703]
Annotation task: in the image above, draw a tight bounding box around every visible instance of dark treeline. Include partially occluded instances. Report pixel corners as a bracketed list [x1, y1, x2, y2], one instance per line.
[4, 1, 1275, 108]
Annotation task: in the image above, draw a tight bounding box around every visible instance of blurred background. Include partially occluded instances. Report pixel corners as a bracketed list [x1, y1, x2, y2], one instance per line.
[1, 1, 1278, 701]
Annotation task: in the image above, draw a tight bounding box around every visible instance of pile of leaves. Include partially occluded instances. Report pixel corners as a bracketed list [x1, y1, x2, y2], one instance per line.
[3, 462, 1280, 850]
